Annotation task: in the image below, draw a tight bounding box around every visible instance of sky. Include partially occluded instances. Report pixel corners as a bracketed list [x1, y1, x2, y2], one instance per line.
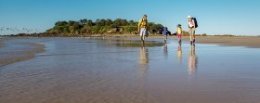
[0, 0, 260, 35]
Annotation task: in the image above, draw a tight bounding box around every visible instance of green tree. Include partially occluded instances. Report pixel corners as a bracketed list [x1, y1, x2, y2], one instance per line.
[105, 19, 113, 26]
[86, 20, 93, 26]
[55, 21, 68, 26]
[79, 19, 88, 25]
[45, 18, 164, 36]
[96, 19, 106, 26]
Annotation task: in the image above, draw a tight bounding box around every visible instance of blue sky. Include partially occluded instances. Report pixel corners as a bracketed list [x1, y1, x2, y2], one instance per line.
[0, 0, 260, 35]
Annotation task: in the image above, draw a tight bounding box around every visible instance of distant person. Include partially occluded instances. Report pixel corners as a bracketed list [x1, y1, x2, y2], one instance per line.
[138, 15, 149, 46]
[162, 27, 169, 43]
[187, 16, 198, 45]
[176, 24, 183, 45]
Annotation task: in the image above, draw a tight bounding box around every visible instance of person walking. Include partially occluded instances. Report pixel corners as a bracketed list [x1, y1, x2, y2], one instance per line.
[138, 15, 149, 46]
[187, 15, 198, 45]
[176, 24, 183, 45]
[162, 27, 169, 43]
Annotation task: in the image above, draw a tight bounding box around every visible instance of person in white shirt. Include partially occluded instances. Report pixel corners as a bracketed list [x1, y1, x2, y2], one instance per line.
[187, 15, 196, 45]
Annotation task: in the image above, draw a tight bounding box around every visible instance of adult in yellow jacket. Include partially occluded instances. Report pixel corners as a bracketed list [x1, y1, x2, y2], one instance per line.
[138, 15, 148, 43]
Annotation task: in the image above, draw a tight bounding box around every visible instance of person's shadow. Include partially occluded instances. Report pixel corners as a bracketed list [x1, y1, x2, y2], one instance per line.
[188, 45, 198, 75]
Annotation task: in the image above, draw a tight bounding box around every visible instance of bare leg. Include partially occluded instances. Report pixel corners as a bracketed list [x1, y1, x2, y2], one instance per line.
[178, 38, 182, 46]
[164, 35, 167, 43]
[140, 28, 145, 47]
[189, 29, 192, 41]
[142, 38, 145, 47]
[141, 34, 145, 47]
[193, 29, 196, 43]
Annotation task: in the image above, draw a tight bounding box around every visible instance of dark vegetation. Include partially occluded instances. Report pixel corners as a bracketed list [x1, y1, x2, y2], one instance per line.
[42, 18, 164, 37]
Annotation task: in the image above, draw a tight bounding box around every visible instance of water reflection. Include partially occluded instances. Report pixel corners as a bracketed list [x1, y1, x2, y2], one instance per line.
[139, 47, 149, 77]
[188, 45, 198, 75]
[177, 43, 183, 64]
[163, 43, 168, 59]
[111, 39, 164, 47]
[139, 47, 149, 65]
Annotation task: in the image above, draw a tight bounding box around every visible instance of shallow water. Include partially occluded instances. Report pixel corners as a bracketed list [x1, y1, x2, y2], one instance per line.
[0, 38, 260, 103]
[0, 38, 45, 67]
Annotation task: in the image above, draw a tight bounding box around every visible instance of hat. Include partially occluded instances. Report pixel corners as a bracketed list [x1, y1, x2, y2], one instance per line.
[187, 15, 192, 18]
[177, 24, 182, 27]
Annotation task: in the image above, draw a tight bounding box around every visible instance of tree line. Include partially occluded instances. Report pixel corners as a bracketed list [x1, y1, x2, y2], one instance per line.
[43, 18, 164, 37]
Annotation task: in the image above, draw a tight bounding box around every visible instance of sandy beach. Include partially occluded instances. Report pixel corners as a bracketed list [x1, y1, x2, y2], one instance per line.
[0, 37, 260, 103]
[2, 0, 260, 102]
[156, 35, 260, 48]
[104, 35, 260, 48]
[194, 36, 260, 48]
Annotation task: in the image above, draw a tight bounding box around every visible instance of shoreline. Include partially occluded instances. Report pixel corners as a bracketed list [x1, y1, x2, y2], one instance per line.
[0, 40, 45, 67]
[121, 35, 260, 48]
[102, 35, 260, 48]
[2, 35, 260, 48]
[194, 36, 260, 48]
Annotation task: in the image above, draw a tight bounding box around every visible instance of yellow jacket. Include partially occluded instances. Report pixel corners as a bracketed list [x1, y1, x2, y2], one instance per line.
[138, 18, 148, 29]
[177, 27, 182, 35]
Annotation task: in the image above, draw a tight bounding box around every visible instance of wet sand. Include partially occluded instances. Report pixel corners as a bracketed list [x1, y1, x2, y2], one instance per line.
[0, 39, 3, 48]
[0, 38, 260, 103]
[176, 36, 260, 48]
[194, 36, 260, 48]
[0, 38, 45, 67]
[105, 35, 260, 48]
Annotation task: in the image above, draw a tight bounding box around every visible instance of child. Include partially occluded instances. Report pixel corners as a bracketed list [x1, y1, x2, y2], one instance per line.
[176, 24, 183, 44]
[162, 27, 169, 43]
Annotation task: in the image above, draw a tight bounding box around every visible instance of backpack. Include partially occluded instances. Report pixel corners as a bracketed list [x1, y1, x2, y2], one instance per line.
[193, 17, 198, 28]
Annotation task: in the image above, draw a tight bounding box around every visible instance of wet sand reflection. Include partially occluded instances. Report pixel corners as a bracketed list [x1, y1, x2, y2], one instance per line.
[163, 43, 168, 59]
[177, 43, 183, 64]
[139, 47, 149, 76]
[139, 47, 149, 65]
[188, 45, 198, 75]
[1, 38, 260, 103]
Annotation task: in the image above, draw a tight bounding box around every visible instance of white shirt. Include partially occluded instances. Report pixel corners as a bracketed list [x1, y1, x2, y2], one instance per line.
[188, 20, 195, 28]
